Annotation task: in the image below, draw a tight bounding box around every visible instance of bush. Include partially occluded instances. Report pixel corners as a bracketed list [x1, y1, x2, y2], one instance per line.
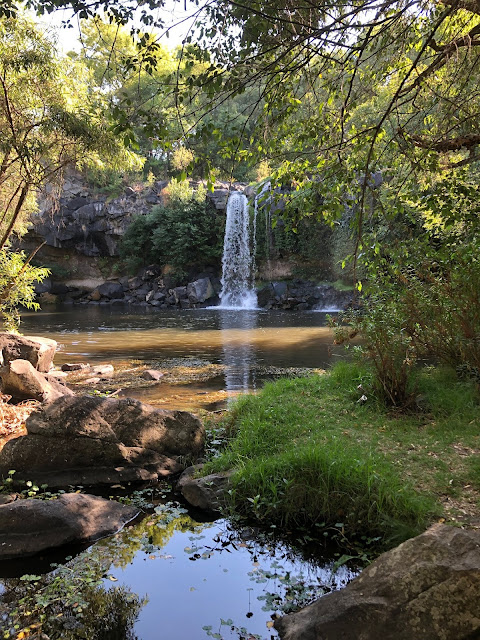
[120, 179, 223, 274]
[333, 177, 480, 406]
[0, 249, 49, 331]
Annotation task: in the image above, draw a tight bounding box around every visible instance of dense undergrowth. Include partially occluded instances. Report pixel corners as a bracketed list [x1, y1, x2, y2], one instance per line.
[205, 362, 480, 548]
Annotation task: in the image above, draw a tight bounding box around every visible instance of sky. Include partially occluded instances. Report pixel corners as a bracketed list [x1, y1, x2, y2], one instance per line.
[32, 0, 198, 53]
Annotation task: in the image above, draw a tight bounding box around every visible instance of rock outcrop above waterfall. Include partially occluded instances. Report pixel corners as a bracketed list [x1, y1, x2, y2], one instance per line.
[275, 523, 480, 640]
[0, 395, 205, 488]
[30, 172, 246, 258]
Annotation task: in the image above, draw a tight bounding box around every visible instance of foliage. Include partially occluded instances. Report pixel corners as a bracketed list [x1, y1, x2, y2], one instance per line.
[0, 249, 49, 331]
[0, 15, 141, 329]
[333, 176, 480, 406]
[171, 146, 194, 173]
[120, 179, 222, 274]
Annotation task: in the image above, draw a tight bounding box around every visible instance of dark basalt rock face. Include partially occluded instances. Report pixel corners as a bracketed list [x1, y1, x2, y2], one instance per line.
[0, 395, 205, 488]
[257, 280, 354, 311]
[0, 493, 139, 559]
[30, 175, 242, 258]
[275, 523, 480, 640]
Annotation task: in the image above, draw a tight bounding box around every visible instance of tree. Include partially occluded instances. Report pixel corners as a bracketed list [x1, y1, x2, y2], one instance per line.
[0, 15, 142, 328]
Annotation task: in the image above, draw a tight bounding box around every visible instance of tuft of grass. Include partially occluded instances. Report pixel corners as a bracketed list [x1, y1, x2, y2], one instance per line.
[205, 362, 480, 548]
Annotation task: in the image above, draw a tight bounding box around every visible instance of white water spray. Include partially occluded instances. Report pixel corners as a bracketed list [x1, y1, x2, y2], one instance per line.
[219, 191, 257, 309]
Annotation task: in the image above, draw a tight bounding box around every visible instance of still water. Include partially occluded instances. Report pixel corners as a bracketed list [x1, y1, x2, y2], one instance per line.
[20, 305, 346, 410]
[0, 498, 357, 640]
[0, 306, 355, 639]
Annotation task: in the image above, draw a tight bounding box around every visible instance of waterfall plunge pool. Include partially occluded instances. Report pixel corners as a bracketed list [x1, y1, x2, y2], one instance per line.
[0, 307, 358, 639]
[18, 305, 350, 411]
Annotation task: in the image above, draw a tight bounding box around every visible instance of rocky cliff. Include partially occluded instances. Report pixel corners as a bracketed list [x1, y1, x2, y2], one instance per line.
[29, 172, 247, 258]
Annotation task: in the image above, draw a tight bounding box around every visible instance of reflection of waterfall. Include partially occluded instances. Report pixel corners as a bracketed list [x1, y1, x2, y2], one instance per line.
[220, 309, 257, 402]
[219, 192, 257, 309]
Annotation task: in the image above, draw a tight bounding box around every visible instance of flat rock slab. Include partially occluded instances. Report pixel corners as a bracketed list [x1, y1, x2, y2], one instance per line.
[0, 395, 205, 488]
[141, 369, 164, 381]
[275, 523, 480, 640]
[0, 493, 139, 559]
[0, 333, 57, 373]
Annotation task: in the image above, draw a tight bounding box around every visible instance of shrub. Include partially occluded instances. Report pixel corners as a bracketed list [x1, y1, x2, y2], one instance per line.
[0, 249, 49, 331]
[120, 179, 223, 274]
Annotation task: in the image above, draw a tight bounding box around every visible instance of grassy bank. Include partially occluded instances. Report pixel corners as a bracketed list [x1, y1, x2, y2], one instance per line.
[206, 363, 480, 547]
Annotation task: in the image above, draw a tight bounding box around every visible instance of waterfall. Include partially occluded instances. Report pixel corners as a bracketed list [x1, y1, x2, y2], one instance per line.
[219, 191, 257, 309]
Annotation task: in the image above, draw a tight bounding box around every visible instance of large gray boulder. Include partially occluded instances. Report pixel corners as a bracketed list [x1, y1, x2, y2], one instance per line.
[0, 493, 139, 559]
[97, 281, 124, 299]
[0, 359, 74, 402]
[0, 395, 205, 488]
[0, 333, 57, 372]
[275, 523, 480, 640]
[187, 277, 215, 304]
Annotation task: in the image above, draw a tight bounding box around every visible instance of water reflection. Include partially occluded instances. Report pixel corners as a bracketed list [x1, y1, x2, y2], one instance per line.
[0, 499, 358, 640]
[220, 309, 257, 401]
[17, 305, 349, 410]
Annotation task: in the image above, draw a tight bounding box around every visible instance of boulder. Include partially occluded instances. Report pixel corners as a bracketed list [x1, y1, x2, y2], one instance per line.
[187, 278, 215, 304]
[0, 359, 74, 403]
[0, 493, 139, 559]
[61, 362, 89, 371]
[89, 289, 102, 301]
[0, 333, 57, 372]
[173, 286, 187, 303]
[97, 281, 124, 299]
[177, 465, 234, 513]
[275, 523, 480, 640]
[0, 395, 205, 488]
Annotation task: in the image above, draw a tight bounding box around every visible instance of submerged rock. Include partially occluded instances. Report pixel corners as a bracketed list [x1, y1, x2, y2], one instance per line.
[141, 369, 164, 381]
[0, 333, 57, 372]
[275, 523, 480, 640]
[0, 493, 139, 559]
[0, 395, 205, 488]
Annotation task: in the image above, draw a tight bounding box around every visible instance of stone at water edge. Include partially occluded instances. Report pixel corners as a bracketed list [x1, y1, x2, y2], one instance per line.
[177, 465, 234, 513]
[0, 493, 140, 559]
[0, 395, 205, 488]
[141, 369, 164, 381]
[61, 362, 89, 371]
[274, 523, 480, 640]
[90, 363, 114, 376]
[0, 333, 57, 372]
[0, 359, 74, 403]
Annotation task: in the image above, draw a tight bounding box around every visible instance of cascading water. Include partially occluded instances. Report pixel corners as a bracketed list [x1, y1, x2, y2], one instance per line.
[219, 191, 257, 309]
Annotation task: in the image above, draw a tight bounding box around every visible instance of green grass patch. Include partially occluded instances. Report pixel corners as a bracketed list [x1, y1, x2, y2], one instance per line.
[206, 362, 480, 547]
